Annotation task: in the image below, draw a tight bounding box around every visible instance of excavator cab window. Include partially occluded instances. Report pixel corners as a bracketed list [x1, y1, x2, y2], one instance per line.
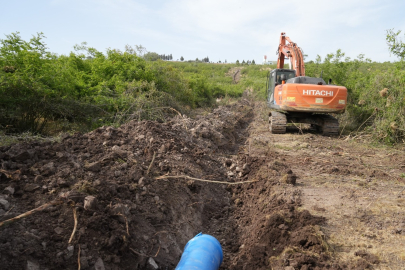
[276, 71, 295, 85]
[268, 69, 295, 104]
[267, 72, 276, 103]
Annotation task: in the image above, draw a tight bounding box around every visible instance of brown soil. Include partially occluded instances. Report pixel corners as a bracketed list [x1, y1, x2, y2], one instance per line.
[1, 96, 404, 269]
[226, 67, 243, 84]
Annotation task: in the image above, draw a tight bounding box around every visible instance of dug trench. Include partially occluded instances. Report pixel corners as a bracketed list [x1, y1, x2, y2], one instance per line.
[0, 95, 391, 269]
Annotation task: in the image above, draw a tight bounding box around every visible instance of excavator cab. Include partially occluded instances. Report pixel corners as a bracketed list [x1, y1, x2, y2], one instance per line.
[267, 69, 296, 104]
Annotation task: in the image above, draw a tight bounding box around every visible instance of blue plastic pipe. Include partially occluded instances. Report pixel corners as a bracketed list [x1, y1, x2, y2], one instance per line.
[175, 233, 223, 270]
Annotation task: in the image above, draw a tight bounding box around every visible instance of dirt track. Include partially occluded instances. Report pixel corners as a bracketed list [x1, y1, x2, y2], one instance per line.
[0, 95, 404, 269]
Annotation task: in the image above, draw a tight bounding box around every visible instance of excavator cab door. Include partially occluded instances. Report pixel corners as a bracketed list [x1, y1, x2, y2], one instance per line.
[267, 71, 276, 104]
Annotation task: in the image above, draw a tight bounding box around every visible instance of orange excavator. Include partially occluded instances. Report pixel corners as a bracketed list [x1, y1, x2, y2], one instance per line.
[266, 32, 347, 135]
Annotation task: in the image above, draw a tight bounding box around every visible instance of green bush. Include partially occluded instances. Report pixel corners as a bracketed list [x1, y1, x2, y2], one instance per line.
[306, 49, 405, 144]
[0, 33, 191, 133]
[1, 33, 262, 135]
[0, 32, 95, 133]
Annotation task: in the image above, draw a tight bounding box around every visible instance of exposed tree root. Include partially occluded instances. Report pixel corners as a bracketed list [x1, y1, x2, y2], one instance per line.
[0, 200, 63, 228]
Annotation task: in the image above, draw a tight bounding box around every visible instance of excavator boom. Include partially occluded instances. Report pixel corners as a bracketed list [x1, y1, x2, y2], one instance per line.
[277, 32, 305, 76]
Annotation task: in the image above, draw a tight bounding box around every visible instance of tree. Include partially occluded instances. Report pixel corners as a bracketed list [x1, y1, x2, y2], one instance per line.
[180, 56, 184, 61]
[135, 45, 147, 57]
[143, 52, 160, 61]
[252, 59, 255, 65]
[315, 55, 322, 64]
[242, 60, 246, 65]
[386, 28, 405, 59]
[236, 60, 240, 65]
[124, 44, 136, 54]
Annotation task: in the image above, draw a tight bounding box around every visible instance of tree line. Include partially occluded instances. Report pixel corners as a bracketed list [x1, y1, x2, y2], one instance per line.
[236, 60, 256, 65]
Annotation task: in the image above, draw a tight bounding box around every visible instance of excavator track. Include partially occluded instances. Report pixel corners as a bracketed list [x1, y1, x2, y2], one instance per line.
[269, 111, 287, 134]
[317, 115, 339, 136]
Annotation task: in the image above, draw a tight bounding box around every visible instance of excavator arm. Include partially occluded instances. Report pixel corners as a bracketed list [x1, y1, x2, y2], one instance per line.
[277, 32, 305, 76]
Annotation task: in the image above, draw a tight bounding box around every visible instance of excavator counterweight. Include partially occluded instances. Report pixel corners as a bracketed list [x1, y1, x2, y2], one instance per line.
[266, 32, 347, 135]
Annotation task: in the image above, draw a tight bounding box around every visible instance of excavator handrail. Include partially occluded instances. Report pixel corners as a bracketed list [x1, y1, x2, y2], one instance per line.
[277, 32, 305, 76]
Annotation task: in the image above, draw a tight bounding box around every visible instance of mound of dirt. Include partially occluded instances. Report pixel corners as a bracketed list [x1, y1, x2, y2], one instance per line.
[0, 101, 252, 269]
[0, 97, 352, 269]
[224, 154, 334, 270]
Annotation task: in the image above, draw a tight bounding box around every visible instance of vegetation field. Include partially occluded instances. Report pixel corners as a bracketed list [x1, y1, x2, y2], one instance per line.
[0, 33, 267, 137]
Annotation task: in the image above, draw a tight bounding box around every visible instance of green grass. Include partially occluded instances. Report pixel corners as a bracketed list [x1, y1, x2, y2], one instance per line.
[0, 130, 60, 147]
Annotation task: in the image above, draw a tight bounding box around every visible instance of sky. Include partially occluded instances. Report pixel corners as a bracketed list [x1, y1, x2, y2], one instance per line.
[2, 0, 405, 63]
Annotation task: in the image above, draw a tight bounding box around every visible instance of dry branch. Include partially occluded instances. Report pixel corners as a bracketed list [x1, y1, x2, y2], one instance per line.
[129, 245, 160, 258]
[0, 169, 21, 180]
[155, 175, 257, 185]
[78, 245, 81, 270]
[154, 245, 161, 257]
[397, 186, 405, 197]
[5, 206, 14, 215]
[352, 109, 377, 135]
[0, 200, 63, 228]
[290, 120, 304, 135]
[146, 151, 156, 175]
[153, 231, 174, 237]
[69, 207, 78, 244]
[168, 107, 182, 117]
[118, 214, 130, 235]
[129, 247, 145, 257]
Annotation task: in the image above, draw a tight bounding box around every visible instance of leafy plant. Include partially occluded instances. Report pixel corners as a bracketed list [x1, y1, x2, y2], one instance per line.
[306, 46, 405, 144]
[386, 29, 405, 59]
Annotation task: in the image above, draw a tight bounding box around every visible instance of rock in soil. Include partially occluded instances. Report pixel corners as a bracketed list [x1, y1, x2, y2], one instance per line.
[26, 260, 40, 270]
[0, 198, 10, 210]
[3, 186, 15, 195]
[84, 195, 98, 211]
[94, 257, 105, 270]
